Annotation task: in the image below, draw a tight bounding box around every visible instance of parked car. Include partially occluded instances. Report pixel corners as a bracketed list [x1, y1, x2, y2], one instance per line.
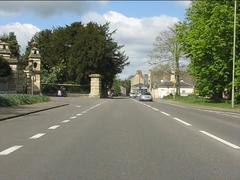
[139, 92, 153, 101]
[129, 92, 136, 98]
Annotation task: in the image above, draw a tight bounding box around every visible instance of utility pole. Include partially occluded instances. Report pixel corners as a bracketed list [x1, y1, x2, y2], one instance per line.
[232, 0, 237, 108]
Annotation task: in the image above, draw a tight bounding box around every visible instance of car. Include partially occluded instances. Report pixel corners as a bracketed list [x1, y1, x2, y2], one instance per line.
[139, 92, 153, 101]
[129, 92, 136, 98]
[136, 92, 142, 98]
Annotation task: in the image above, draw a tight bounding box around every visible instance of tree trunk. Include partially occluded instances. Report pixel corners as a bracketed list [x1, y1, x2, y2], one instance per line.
[175, 55, 181, 96]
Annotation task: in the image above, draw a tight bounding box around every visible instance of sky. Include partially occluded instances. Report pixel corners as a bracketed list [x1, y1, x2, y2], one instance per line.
[0, 1, 191, 79]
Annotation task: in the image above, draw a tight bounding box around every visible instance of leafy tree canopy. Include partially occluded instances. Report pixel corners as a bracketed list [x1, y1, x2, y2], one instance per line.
[0, 56, 11, 77]
[180, 0, 240, 100]
[25, 22, 129, 91]
[0, 32, 20, 58]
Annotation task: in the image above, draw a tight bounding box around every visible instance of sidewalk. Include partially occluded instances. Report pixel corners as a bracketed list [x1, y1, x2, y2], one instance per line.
[154, 98, 240, 114]
[0, 100, 69, 121]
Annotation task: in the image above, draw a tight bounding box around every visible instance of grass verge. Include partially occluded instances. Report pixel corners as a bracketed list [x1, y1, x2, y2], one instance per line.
[163, 95, 239, 109]
[0, 94, 49, 107]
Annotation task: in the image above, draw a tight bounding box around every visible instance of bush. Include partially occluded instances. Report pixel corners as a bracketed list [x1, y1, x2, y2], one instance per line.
[0, 94, 49, 107]
[235, 93, 240, 104]
[0, 56, 12, 77]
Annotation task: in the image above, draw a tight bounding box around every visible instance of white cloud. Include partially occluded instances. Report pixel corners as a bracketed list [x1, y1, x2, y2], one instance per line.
[82, 11, 179, 79]
[0, 23, 40, 53]
[0, 1, 106, 17]
[175, 1, 192, 8]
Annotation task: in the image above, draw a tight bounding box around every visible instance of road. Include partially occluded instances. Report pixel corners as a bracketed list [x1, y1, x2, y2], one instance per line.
[0, 97, 240, 180]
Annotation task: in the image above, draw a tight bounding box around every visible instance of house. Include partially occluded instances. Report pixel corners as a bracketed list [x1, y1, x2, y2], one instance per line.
[130, 70, 144, 93]
[0, 40, 25, 93]
[151, 80, 194, 99]
[0, 40, 42, 94]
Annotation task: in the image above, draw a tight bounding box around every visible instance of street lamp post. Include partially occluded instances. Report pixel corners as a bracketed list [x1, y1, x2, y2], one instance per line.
[232, 0, 237, 108]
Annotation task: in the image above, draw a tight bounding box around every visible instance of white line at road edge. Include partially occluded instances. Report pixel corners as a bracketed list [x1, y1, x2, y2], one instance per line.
[48, 125, 60, 130]
[29, 133, 45, 139]
[200, 130, 240, 149]
[173, 117, 192, 126]
[70, 116, 77, 119]
[62, 120, 70, 123]
[160, 111, 170, 116]
[0, 145, 23, 155]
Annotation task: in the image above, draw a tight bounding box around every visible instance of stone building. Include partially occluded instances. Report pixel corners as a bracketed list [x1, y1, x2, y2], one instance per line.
[0, 40, 25, 93]
[24, 42, 41, 94]
[130, 70, 148, 94]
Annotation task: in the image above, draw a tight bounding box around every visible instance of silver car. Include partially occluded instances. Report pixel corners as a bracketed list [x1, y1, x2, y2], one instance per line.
[139, 92, 153, 101]
[129, 92, 136, 98]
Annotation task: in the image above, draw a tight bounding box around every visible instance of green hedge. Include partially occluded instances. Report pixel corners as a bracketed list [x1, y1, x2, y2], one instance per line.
[0, 94, 49, 107]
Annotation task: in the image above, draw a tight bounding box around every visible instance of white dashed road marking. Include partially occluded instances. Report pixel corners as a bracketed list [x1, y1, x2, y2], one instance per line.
[0, 145, 23, 156]
[160, 111, 170, 116]
[152, 107, 159, 111]
[48, 125, 60, 130]
[173, 117, 192, 126]
[70, 116, 77, 119]
[29, 133, 45, 139]
[200, 130, 240, 149]
[76, 113, 82, 116]
[62, 120, 70, 123]
[82, 111, 87, 113]
[75, 105, 81, 108]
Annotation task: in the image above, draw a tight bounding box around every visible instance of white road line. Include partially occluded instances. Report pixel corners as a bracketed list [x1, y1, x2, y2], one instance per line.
[48, 125, 60, 130]
[152, 107, 159, 111]
[29, 133, 45, 139]
[76, 113, 82, 116]
[173, 117, 192, 126]
[0, 145, 23, 156]
[200, 130, 240, 149]
[160, 111, 170, 116]
[82, 111, 87, 113]
[70, 116, 77, 119]
[75, 105, 81, 108]
[62, 120, 70, 123]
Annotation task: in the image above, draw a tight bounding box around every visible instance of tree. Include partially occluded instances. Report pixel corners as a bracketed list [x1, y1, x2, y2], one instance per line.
[112, 78, 121, 96]
[181, 0, 240, 101]
[148, 23, 185, 96]
[25, 22, 129, 92]
[0, 32, 20, 58]
[0, 56, 11, 77]
[121, 79, 131, 95]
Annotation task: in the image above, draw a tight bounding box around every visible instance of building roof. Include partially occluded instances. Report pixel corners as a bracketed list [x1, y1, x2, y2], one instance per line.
[156, 80, 193, 88]
[132, 83, 145, 88]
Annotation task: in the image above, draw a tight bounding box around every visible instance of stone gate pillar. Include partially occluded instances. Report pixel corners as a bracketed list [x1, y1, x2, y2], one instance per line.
[89, 74, 101, 98]
[25, 41, 41, 95]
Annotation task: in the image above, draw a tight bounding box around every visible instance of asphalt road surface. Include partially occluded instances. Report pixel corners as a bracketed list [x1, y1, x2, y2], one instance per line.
[1, 97, 240, 180]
